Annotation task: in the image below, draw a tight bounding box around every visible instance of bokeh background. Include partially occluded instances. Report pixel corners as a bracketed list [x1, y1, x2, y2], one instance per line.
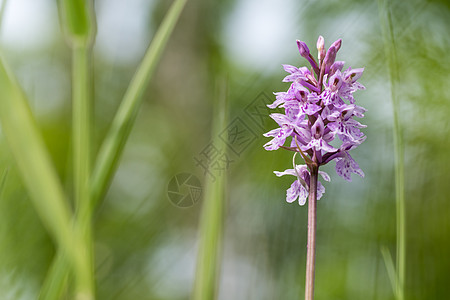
[0, 0, 449, 299]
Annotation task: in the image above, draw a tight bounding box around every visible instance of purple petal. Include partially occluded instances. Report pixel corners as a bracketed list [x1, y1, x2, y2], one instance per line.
[319, 171, 331, 182]
[263, 127, 293, 150]
[344, 67, 364, 83]
[293, 125, 311, 143]
[267, 94, 286, 109]
[270, 113, 290, 126]
[274, 169, 296, 177]
[302, 102, 322, 115]
[298, 185, 308, 205]
[353, 105, 367, 118]
[346, 119, 367, 129]
[317, 181, 326, 200]
[299, 80, 320, 93]
[328, 70, 343, 92]
[263, 127, 281, 137]
[335, 152, 364, 182]
[283, 64, 299, 74]
[319, 139, 338, 152]
[329, 61, 345, 76]
[311, 115, 325, 138]
[286, 180, 301, 203]
[307, 92, 320, 103]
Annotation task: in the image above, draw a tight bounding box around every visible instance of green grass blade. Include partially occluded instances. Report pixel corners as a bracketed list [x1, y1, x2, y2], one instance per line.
[381, 246, 398, 297]
[39, 252, 69, 300]
[72, 44, 95, 300]
[0, 0, 8, 31]
[72, 45, 92, 220]
[0, 54, 80, 273]
[378, 1, 405, 300]
[192, 78, 228, 300]
[43, 2, 97, 298]
[90, 0, 187, 207]
[38, 43, 96, 300]
[0, 53, 94, 300]
[0, 168, 8, 198]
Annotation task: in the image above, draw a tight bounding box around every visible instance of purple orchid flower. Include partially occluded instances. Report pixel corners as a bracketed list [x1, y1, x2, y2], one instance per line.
[274, 165, 330, 205]
[264, 36, 366, 204]
[265, 37, 367, 300]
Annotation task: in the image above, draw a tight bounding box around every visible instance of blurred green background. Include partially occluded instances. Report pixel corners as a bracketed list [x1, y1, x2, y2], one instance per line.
[0, 0, 449, 299]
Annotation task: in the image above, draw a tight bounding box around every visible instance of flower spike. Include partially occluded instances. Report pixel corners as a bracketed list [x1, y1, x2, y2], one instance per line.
[264, 36, 366, 199]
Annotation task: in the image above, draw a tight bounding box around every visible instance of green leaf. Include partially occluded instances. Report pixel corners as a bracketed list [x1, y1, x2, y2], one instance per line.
[0, 55, 73, 252]
[381, 246, 398, 298]
[378, 1, 405, 299]
[90, 0, 188, 207]
[192, 77, 228, 300]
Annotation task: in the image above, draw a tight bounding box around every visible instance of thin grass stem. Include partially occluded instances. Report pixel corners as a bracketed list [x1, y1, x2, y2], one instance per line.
[0, 0, 8, 32]
[0, 55, 84, 296]
[39, 252, 69, 300]
[381, 245, 397, 294]
[90, 0, 187, 207]
[54, 1, 96, 298]
[72, 43, 95, 300]
[192, 78, 227, 300]
[378, 1, 405, 299]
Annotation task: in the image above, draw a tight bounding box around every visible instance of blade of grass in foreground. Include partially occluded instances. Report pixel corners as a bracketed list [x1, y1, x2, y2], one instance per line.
[378, 1, 405, 299]
[68, 2, 96, 295]
[0, 0, 7, 30]
[72, 44, 96, 299]
[39, 252, 69, 300]
[90, 0, 187, 207]
[192, 78, 228, 300]
[39, 46, 95, 299]
[41, 1, 97, 299]
[381, 245, 398, 295]
[40, 1, 186, 298]
[0, 55, 87, 296]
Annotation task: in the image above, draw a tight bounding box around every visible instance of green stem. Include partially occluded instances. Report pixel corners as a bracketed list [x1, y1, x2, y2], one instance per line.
[72, 44, 95, 300]
[0, 0, 8, 31]
[305, 164, 318, 300]
[39, 252, 69, 300]
[73, 45, 91, 222]
[45, 1, 95, 298]
[43, 1, 186, 297]
[90, 0, 187, 207]
[378, 1, 405, 299]
[192, 78, 227, 300]
[0, 54, 83, 298]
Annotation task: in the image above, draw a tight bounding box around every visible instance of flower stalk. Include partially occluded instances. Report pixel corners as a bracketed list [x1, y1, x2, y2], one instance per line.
[305, 164, 318, 300]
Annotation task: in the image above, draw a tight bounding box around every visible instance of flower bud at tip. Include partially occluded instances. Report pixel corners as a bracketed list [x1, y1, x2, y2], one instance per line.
[323, 46, 337, 71]
[297, 40, 310, 58]
[331, 38, 342, 52]
[316, 36, 325, 61]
